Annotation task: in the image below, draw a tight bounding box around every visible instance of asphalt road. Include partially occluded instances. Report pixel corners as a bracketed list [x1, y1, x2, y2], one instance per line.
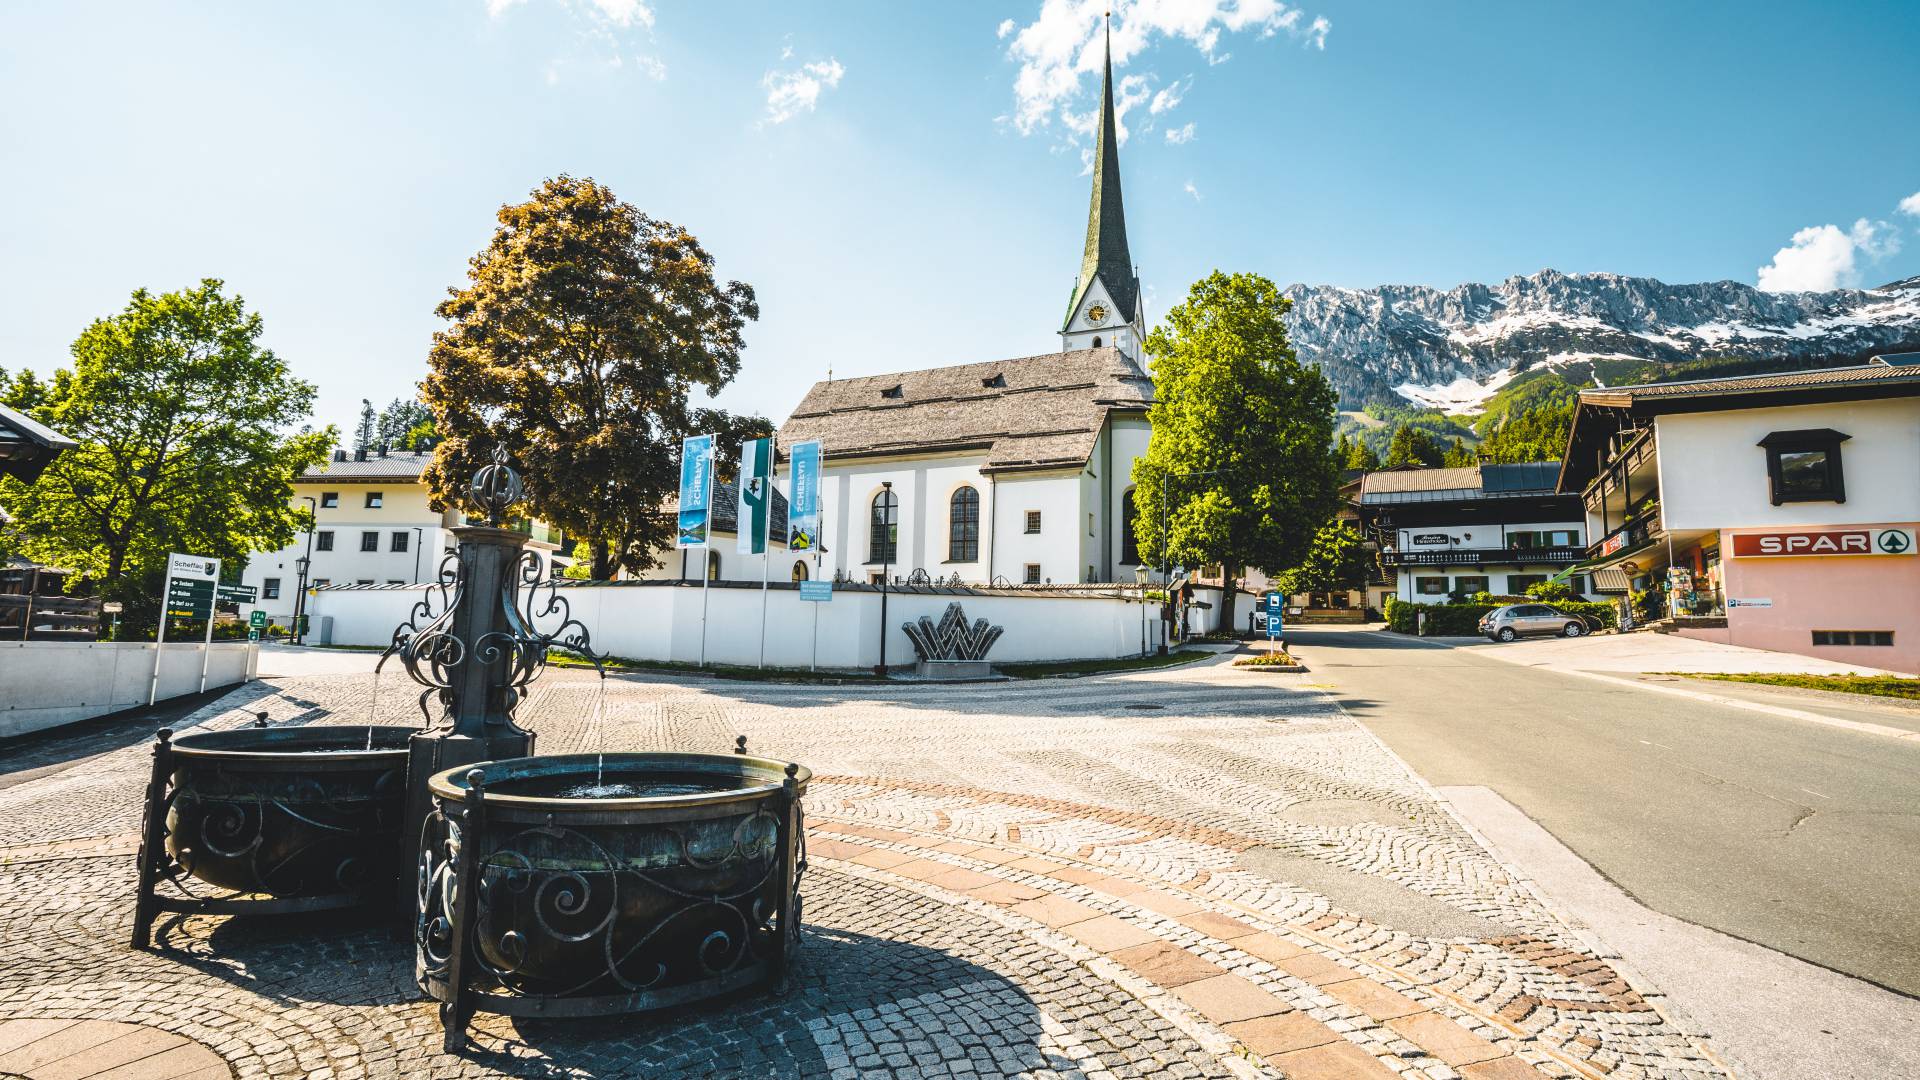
[1288, 626, 1920, 997]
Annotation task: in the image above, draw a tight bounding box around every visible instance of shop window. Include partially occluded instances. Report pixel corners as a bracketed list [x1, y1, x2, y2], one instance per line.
[1416, 576, 1450, 596]
[262, 578, 281, 600]
[1759, 429, 1848, 505]
[315, 531, 335, 551]
[949, 487, 979, 562]
[1812, 630, 1893, 647]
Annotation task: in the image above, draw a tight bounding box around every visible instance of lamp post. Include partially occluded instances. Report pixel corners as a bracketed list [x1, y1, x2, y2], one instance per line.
[1158, 468, 1222, 653]
[1134, 563, 1150, 656]
[291, 496, 317, 644]
[411, 526, 425, 584]
[874, 480, 893, 676]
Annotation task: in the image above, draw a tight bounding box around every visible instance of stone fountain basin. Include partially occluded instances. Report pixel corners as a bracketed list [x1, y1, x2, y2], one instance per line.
[164, 726, 413, 898]
[421, 752, 810, 1003]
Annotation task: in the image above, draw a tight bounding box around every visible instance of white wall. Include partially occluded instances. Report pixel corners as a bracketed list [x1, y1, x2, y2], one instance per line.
[1393, 520, 1584, 551]
[307, 581, 1159, 669]
[0, 641, 257, 738]
[1657, 398, 1920, 532]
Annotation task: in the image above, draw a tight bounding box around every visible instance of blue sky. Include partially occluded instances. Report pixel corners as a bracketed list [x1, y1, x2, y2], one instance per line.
[3, 0, 1918, 434]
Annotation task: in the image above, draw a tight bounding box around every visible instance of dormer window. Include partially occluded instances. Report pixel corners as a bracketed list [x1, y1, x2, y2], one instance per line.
[981, 373, 1006, 389]
[1759, 428, 1848, 505]
[879, 384, 903, 400]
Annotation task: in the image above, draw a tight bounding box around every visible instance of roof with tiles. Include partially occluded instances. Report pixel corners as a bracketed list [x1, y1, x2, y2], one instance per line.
[778, 347, 1153, 472]
[298, 450, 434, 482]
[1578, 359, 1920, 407]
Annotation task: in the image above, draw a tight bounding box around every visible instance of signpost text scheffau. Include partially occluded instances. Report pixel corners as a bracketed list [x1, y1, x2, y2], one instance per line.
[152, 552, 220, 705]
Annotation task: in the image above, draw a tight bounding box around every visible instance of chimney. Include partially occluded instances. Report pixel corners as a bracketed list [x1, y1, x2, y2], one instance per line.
[333, 449, 348, 463]
[355, 448, 368, 462]
[378, 444, 389, 458]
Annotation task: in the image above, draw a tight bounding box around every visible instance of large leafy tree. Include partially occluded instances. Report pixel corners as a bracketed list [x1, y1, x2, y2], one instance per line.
[0, 280, 333, 630]
[1131, 271, 1339, 629]
[423, 176, 758, 580]
[1384, 423, 1445, 468]
[376, 396, 434, 451]
[1274, 520, 1370, 597]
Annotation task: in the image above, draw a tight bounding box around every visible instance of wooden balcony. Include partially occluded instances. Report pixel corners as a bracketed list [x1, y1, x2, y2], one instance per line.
[1381, 546, 1584, 568]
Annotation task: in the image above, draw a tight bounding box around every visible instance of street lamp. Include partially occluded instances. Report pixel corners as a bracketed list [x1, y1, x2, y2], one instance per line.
[1158, 468, 1223, 653]
[291, 496, 317, 644]
[1134, 563, 1150, 656]
[411, 527, 425, 583]
[874, 480, 894, 677]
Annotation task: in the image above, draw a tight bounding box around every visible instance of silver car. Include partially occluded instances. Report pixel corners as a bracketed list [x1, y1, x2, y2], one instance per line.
[1479, 603, 1589, 642]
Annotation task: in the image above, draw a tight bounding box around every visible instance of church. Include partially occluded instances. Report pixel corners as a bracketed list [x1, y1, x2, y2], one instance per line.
[774, 34, 1156, 587]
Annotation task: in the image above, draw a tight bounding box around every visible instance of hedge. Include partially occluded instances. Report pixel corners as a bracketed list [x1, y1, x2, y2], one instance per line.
[1384, 597, 1617, 636]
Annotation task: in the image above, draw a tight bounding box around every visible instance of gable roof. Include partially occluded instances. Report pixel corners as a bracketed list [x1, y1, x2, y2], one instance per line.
[779, 347, 1153, 473]
[299, 451, 434, 482]
[1360, 462, 1564, 505]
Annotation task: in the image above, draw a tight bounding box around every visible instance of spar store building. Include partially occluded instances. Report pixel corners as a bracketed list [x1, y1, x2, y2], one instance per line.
[1559, 353, 1920, 673]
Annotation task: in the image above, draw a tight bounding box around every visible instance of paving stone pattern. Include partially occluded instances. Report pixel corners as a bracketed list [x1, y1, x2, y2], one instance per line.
[0, 656, 1733, 1078]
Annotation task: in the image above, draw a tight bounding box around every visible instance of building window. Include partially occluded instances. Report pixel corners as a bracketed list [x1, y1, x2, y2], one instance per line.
[868, 570, 886, 585]
[1120, 491, 1139, 564]
[1091, 336, 1102, 348]
[356, 579, 375, 586]
[879, 384, 903, 400]
[391, 531, 409, 552]
[1511, 530, 1579, 549]
[1416, 576, 1450, 595]
[706, 550, 721, 580]
[1812, 630, 1893, 647]
[870, 489, 899, 563]
[319, 492, 338, 508]
[315, 530, 335, 551]
[1455, 575, 1490, 595]
[1024, 510, 1042, 534]
[313, 578, 331, 588]
[1024, 563, 1043, 585]
[1759, 429, 1848, 505]
[1088, 513, 1095, 536]
[791, 561, 809, 582]
[360, 531, 379, 552]
[981, 373, 1006, 389]
[262, 578, 281, 600]
[1507, 574, 1548, 595]
[365, 491, 384, 508]
[387, 579, 404, 585]
[949, 487, 979, 562]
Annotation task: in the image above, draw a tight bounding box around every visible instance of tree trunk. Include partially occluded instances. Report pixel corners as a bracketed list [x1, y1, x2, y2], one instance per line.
[1219, 565, 1238, 637]
[591, 540, 616, 581]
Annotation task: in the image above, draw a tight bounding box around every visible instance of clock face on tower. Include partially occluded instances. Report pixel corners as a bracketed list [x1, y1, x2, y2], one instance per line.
[1086, 303, 1109, 325]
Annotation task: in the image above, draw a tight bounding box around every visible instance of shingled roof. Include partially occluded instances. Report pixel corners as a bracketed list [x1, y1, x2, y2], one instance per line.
[778, 347, 1153, 473]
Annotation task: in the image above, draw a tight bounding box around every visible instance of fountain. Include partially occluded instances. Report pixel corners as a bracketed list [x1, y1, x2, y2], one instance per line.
[129, 448, 811, 1052]
[377, 448, 810, 1049]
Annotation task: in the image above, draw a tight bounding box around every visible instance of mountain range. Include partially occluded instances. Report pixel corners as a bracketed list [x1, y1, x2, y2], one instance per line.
[1282, 269, 1920, 411]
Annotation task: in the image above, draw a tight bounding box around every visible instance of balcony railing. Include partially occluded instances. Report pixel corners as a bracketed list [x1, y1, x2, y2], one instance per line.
[1381, 546, 1584, 568]
[1587, 516, 1663, 562]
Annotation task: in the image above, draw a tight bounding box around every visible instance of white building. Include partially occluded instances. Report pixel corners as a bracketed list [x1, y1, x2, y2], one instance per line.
[239, 447, 566, 629]
[1360, 462, 1590, 603]
[772, 32, 1154, 587]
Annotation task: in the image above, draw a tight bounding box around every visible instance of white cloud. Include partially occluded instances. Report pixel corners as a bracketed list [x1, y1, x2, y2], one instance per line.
[487, 0, 652, 27]
[1756, 218, 1900, 293]
[1184, 179, 1202, 201]
[1000, 0, 1329, 146]
[1165, 121, 1195, 144]
[1150, 76, 1191, 114]
[1900, 191, 1920, 217]
[762, 57, 845, 125]
[635, 54, 667, 80]
[998, 18, 1017, 38]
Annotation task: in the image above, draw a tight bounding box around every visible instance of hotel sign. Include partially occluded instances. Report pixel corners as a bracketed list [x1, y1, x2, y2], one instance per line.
[1597, 531, 1628, 557]
[1731, 528, 1916, 558]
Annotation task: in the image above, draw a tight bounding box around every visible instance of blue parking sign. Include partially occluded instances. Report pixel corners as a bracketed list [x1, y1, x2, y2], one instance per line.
[1263, 591, 1284, 638]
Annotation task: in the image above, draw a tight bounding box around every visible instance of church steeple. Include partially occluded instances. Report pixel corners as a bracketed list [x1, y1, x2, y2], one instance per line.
[1062, 16, 1142, 361]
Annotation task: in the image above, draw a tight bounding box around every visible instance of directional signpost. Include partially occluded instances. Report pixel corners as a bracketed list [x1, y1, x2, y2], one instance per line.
[1263, 590, 1285, 654]
[151, 552, 221, 705]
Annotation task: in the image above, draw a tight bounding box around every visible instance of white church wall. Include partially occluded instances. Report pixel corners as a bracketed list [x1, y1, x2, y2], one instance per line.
[306, 581, 1157, 668]
[1108, 415, 1153, 577]
[1061, 277, 1138, 364]
[991, 470, 1083, 584]
[789, 451, 994, 584]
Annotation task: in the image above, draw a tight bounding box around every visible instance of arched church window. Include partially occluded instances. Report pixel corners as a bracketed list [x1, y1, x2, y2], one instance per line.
[949, 487, 979, 562]
[707, 550, 721, 581]
[1121, 489, 1139, 565]
[791, 560, 809, 582]
[870, 489, 899, 564]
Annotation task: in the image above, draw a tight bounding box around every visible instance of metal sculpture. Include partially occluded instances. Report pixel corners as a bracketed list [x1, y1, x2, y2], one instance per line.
[901, 602, 1004, 662]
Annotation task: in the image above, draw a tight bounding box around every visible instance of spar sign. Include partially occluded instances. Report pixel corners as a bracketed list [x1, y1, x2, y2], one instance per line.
[1731, 528, 1916, 558]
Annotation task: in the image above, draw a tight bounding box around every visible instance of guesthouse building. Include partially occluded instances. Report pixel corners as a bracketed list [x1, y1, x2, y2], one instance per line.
[1359, 462, 1588, 603]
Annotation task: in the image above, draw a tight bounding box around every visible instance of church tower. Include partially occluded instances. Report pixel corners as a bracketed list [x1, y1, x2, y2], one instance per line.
[1060, 20, 1144, 364]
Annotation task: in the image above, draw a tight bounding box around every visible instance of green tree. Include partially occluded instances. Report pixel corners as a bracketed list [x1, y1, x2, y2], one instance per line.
[376, 395, 434, 450]
[1384, 423, 1444, 468]
[423, 175, 758, 580]
[1342, 437, 1380, 471]
[1130, 271, 1339, 630]
[1274, 520, 1370, 597]
[352, 398, 377, 454]
[1441, 436, 1476, 467]
[696, 408, 775, 484]
[0, 280, 333, 631]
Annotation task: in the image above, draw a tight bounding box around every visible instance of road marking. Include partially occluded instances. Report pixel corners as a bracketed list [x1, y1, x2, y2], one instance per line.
[1801, 787, 1832, 800]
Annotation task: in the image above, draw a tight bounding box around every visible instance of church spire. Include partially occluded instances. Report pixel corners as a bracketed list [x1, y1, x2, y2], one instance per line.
[1066, 14, 1138, 333]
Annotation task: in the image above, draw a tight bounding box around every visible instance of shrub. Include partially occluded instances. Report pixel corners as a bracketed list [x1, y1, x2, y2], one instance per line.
[1524, 580, 1576, 602]
[1384, 597, 1616, 636]
[1233, 650, 1299, 667]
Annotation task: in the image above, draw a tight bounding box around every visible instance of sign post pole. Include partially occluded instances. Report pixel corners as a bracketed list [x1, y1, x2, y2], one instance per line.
[148, 573, 171, 707]
[677, 434, 717, 669]
[151, 553, 219, 705]
[197, 557, 223, 692]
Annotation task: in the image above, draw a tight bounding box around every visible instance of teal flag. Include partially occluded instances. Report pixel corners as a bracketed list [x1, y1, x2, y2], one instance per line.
[677, 434, 715, 548]
[737, 437, 772, 555]
[788, 440, 822, 551]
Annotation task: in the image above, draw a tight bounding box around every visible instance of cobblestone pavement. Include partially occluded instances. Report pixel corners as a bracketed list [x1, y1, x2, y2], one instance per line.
[0, 654, 1734, 1079]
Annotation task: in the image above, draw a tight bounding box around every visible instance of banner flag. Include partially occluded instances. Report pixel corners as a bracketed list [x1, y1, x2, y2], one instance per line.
[676, 434, 716, 548]
[737, 437, 773, 555]
[787, 440, 822, 552]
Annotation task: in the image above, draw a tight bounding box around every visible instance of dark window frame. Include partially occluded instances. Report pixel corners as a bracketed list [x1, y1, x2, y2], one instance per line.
[869, 490, 899, 564]
[1758, 429, 1848, 506]
[314, 530, 335, 551]
[391, 531, 409, 552]
[1024, 510, 1042, 534]
[948, 487, 980, 562]
[262, 578, 281, 600]
[1023, 563, 1042, 585]
[1415, 576, 1450, 595]
[1120, 489, 1139, 565]
[319, 492, 339, 509]
[365, 490, 384, 508]
[360, 531, 380, 552]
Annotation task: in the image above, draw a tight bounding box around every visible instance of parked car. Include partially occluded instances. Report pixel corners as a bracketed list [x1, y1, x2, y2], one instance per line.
[1478, 603, 1591, 642]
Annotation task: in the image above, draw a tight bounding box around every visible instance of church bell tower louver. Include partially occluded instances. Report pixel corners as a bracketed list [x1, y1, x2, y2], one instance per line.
[1060, 17, 1144, 365]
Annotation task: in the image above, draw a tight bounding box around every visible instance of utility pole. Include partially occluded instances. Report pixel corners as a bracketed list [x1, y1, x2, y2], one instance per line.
[874, 480, 893, 677]
[291, 496, 317, 644]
